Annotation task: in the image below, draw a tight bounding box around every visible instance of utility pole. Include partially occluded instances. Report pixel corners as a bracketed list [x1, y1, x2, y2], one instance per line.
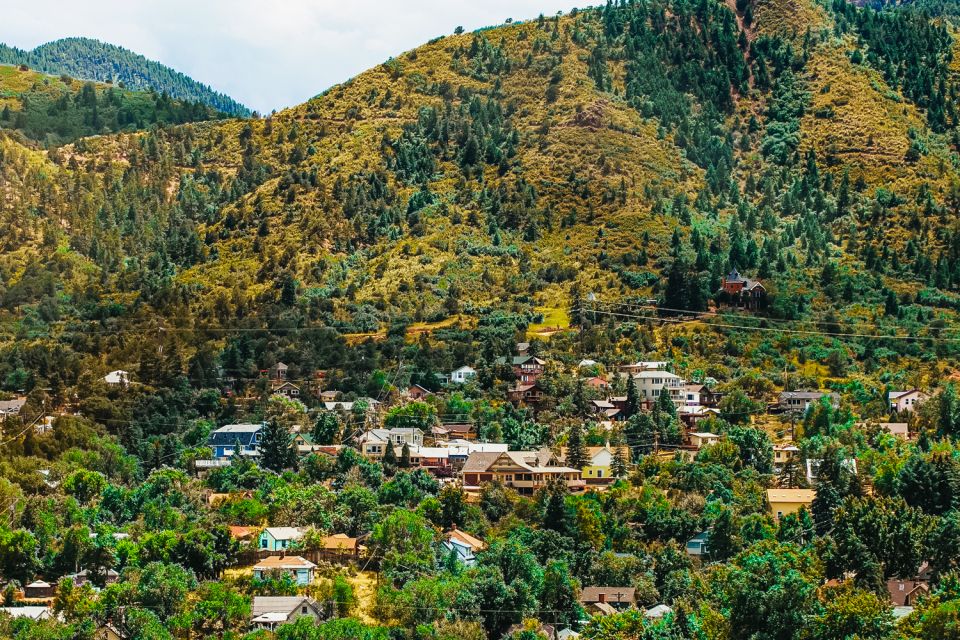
[653, 430, 660, 456]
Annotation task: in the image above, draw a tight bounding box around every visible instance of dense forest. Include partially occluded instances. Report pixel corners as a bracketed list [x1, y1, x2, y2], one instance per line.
[5, 0, 960, 637]
[0, 38, 250, 117]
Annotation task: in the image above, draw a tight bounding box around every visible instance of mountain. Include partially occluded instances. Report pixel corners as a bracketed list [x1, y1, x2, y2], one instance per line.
[2, 0, 960, 382]
[0, 37, 250, 116]
[0, 64, 226, 147]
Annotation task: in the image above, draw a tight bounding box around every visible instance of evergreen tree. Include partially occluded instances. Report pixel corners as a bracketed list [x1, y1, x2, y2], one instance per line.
[625, 377, 640, 417]
[383, 442, 398, 476]
[566, 422, 588, 470]
[259, 420, 297, 472]
[611, 432, 628, 478]
[399, 443, 412, 469]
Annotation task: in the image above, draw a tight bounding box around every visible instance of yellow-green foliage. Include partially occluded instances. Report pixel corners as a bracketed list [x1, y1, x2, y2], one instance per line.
[751, 0, 832, 39]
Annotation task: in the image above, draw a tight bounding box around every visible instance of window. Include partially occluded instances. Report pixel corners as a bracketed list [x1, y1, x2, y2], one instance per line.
[776, 511, 783, 519]
[302, 606, 308, 614]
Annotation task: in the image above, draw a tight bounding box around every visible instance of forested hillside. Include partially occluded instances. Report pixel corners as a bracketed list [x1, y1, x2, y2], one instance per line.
[0, 37, 251, 116]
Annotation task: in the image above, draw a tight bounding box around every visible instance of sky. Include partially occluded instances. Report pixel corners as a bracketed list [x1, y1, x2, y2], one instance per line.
[1, 0, 578, 114]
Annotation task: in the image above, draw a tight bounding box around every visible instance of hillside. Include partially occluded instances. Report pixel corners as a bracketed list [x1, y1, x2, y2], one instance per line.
[1, 0, 960, 389]
[0, 37, 250, 116]
[0, 64, 225, 146]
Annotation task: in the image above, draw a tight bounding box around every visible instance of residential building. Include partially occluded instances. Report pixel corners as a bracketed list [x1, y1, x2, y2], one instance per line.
[405, 384, 433, 400]
[251, 596, 324, 631]
[431, 423, 476, 440]
[258, 527, 304, 552]
[268, 362, 289, 380]
[93, 624, 125, 640]
[889, 390, 927, 414]
[442, 527, 486, 567]
[887, 579, 929, 607]
[272, 381, 301, 398]
[103, 370, 129, 386]
[24, 580, 55, 599]
[583, 376, 609, 391]
[561, 445, 628, 486]
[719, 268, 767, 309]
[880, 422, 909, 439]
[207, 424, 264, 459]
[461, 449, 584, 495]
[317, 533, 359, 560]
[686, 531, 709, 556]
[0, 607, 57, 621]
[252, 556, 316, 586]
[444, 440, 508, 468]
[508, 382, 546, 406]
[357, 428, 424, 460]
[496, 355, 546, 383]
[773, 444, 800, 466]
[620, 361, 668, 374]
[687, 432, 721, 449]
[645, 605, 673, 619]
[0, 397, 26, 416]
[778, 391, 840, 412]
[633, 370, 685, 406]
[767, 489, 816, 521]
[580, 586, 636, 614]
[449, 366, 477, 384]
[806, 458, 857, 485]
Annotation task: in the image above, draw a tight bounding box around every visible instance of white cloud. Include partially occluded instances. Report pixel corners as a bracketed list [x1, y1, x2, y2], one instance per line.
[0, 0, 578, 113]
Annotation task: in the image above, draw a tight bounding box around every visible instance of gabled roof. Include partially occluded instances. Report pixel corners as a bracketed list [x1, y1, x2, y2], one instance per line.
[321, 533, 357, 551]
[262, 527, 304, 541]
[208, 424, 263, 447]
[253, 555, 316, 570]
[251, 596, 317, 618]
[580, 586, 636, 604]
[445, 527, 487, 551]
[461, 451, 503, 473]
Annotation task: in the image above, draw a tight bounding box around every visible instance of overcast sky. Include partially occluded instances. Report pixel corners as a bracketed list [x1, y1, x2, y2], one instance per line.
[2, 0, 579, 113]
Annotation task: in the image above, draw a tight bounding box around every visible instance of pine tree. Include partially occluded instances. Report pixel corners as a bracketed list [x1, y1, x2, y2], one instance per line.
[383, 442, 398, 475]
[260, 420, 297, 472]
[625, 376, 640, 417]
[400, 443, 412, 469]
[611, 432, 628, 478]
[566, 422, 588, 470]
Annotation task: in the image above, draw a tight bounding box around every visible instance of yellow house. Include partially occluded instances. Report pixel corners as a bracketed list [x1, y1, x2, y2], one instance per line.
[561, 445, 630, 485]
[767, 489, 815, 521]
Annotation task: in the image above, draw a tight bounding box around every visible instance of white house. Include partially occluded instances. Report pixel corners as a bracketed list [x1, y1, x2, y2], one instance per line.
[633, 370, 685, 405]
[103, 370, 130, 386]
[889, 390, 927, 414]
[251, 596, 324, 631]
[449, 366, 477, 384]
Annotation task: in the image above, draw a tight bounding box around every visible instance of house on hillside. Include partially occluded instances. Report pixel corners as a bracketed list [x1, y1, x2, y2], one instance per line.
[103, 370, 130, 386]
[461, 449, 584, 495]
[620, 361, 668, 374]
[251, 596, 324, 631]
[767, 489, 816, 521]
[0, 397, 26, 416]
[268, 362, 289, 380]
[252, 556, 316, 585]
[496, 355, 546, 383]
[508, 382, 546, 406]
[442, 526, 487, 567]
[580, 587, 636, 615]
[773, 444, 800, 467]
[719, 268, 767, 310]
[404, 384, 433, 400]
[271, 381, 301, 399]
[207, 424, 264, 459]
[258, 527, 304, 552]
[778, 391, 840, 413]
[24, 580, 55, 599]
[887, 564, 932, 607]
[686, 531, 710, 556]
[687, 432, 721, 449]
[633, 370, 685, 407]
[561, 445, 628, 486]
[889, 389, 928, 414]
[449, 366, 477, 384]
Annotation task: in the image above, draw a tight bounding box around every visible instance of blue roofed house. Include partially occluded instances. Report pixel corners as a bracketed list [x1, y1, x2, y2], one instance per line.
[208, 423, 264, 459]
[259, 527, 305, 552]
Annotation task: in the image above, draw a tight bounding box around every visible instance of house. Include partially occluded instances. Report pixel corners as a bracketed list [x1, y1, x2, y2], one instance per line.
[0, 397, 26, 416]
[252, 556, 316, 586]
[268, 362, 289, 380]
[879, 422, 910, 439]
[432, 423, 476, 440]
[65, 568, 119, 587]
[583, 376, 609, 391]
[258, 527, 305, 552]
[562, 445, 628, 485]
[444, 440, 508, 468]
[767, 489, 816, 521]
[620, 361, 668, 374]
[678, 405, 721, 427]
[228, 526, 257, 542]
[508, 382, 546, 406]
[320, 391, 339, 402]
[557, 629, 581, 640]
[357, 428, 424, 460]
[645, 605, 673, 619]
[506, 623, 557, 640]
[251, 596, 324, 631]
[93, 624, 126, 640]
[442, 526, 486, 567]
[686, 531, 709, 556]
[889, 390, 927, 414]
[461, 449, 584, 495]
[207, 423, 264, 459]
[449, 366, 477, 385]
[103, 370, 129, 386]
[272, 381, 301, 399]
[687, 432, 721, 449]
[633, 370, 685, 406]
[778, 391, 840, 413]
[496, 355, 546, 383]
[410, 446, 452, 473]
[578, 359, 598, 369]
[773, 444, 800, 466]
[0, 606, 57, 621]
[318, 533, 359, 559]
[516, 342, 530, 355]
[887, 578, 929, 607]
[405, 384, 433, 400]
[23, 580, 55, 599]
[580, 586, 636, 614]
[719, 268, 767, 310]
